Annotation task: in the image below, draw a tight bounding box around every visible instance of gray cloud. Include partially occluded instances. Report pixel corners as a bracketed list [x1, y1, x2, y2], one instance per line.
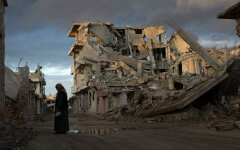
[147, 0, 239, 35]
[5, 0, 238, 34]
[5, 27, 73, 69]
[5, 0, 239, 66]
[23, 0, 152, 29]
[4, 0, 240, 95]
[45, 75, 72, 96]
[5, 0, 37, 34]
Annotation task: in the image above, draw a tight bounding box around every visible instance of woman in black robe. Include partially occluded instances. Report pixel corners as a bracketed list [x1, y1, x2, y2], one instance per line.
[54, 83, 69, 134]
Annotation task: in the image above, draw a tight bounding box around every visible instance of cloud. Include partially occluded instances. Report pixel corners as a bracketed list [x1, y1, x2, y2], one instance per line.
[4, 0, 240, 96]
[5, 27, 73, 68]
[147, 0, 238, 35]
[5, 0, 37, 34]
[5, 0, 238, 35]
[23, 0, 151, 28]
[176, 0, 232, 9]
[45, 75, 73, 97]
[42, 66, 70, 76]
[199, 36, 240, 49]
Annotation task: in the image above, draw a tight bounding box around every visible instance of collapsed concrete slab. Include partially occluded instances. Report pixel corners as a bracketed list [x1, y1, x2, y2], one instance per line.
[4, 66, 22, 100]
[217, 2, 240, 37]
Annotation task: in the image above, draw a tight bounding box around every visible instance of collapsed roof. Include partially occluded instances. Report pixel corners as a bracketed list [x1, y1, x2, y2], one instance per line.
[217, 2, 240, 19]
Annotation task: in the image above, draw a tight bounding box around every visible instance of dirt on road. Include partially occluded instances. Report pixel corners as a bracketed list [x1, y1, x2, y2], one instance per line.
[23, 113, 240, 150]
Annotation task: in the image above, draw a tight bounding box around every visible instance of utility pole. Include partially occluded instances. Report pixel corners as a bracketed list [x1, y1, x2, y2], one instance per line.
[0, 0, 7, 122]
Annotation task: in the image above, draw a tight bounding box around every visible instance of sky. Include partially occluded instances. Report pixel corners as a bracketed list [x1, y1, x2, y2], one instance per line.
[4, 0, 240, 96]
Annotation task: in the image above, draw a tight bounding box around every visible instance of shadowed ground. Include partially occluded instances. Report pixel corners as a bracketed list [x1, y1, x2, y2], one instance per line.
[25, 114, 240, 150]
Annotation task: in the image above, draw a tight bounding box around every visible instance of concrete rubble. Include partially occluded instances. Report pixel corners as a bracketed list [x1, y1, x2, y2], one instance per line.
[67, 20, 240, 128]
[5, 66, 23, 100]
[0, 122, 33, 149]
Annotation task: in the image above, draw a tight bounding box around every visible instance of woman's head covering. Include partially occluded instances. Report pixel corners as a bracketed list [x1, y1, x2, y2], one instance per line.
[55, 83, 67, 95]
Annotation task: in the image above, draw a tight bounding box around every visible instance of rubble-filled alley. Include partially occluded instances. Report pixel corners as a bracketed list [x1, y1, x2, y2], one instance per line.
[0, 64, 47, 149]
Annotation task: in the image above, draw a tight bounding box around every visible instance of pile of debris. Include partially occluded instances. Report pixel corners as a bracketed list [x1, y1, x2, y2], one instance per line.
[5, 98, 25, 125]
[0, 122, 33, 149]
[207, 97, 240, 131]
[4, 64, 47, 124]
[104, 95, 240, 131]
[67, 21, 240, 126]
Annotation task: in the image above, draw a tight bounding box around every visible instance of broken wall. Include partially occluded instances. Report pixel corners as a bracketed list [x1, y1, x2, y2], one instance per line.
[108, 92, 128, 109]
[88, 88, 97, 114]
[97, 96, 108, 115]
[169, 32, 190, 53]
[4, 67, 22, 100]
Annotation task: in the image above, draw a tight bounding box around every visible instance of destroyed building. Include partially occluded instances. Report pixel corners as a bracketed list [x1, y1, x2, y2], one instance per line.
[68, 21, 240, 117]
[4, 64, 46, 124]
[29, 65, 46, 116]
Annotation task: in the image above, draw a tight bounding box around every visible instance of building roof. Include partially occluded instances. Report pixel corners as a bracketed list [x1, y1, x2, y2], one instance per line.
[46, 94, 56, 100]
[217, 2, 240, 19]
[3, 0, 7, 7]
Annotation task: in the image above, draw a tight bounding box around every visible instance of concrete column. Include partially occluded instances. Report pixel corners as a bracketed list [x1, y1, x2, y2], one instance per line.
[194, 59, 201, 74]
[202, 59, 206, 74]
[0, 0, 6, 122]
[96, 61, 101, 76]
[137, 62, 143, 76]
[168, 78, 174, 90]
[174, 65, 179, 76]
[223, 48, 229, 65]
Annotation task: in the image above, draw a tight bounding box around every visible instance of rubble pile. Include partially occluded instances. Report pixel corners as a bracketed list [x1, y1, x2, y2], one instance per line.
[0, 122, 33, 149]
[5, 98, 25, 125]
[4, 64, 47, 124]
[207, 110, 240, 131]
[230, 107, 240, 120]
[105, 97, 240, 131]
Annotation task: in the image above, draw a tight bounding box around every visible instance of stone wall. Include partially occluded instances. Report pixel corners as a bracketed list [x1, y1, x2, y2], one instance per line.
[18, 78, 36, 121]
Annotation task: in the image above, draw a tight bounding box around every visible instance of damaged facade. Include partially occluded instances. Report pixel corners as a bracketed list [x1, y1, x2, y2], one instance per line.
[29, 65, 46, 116]
[4, 64, 46, 124]
[68, 21, 239, 117]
